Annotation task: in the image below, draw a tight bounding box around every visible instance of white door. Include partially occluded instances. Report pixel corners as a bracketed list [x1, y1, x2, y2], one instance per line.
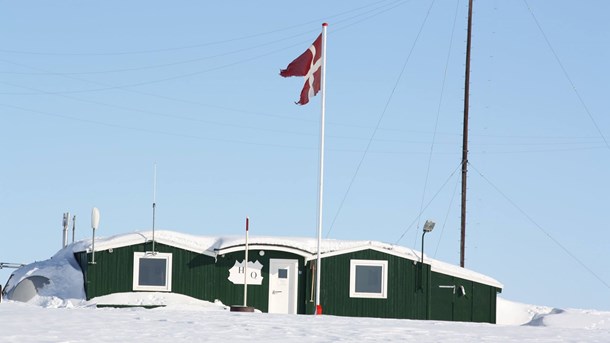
[268, 259, 298, 314]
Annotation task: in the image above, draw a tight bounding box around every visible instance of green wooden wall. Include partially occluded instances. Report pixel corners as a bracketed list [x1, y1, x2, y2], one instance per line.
[307, 249, 430, 319]
[429, 272, 498, 323]
[75, 243, 307, 313]
[74, 243, 498, 322]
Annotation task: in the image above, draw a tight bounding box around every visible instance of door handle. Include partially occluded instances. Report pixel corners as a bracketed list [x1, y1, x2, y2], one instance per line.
[272, 290, 283, 294]
[438, 285, 456, 294]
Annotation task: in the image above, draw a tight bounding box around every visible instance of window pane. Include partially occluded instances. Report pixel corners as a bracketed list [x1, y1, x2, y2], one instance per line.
[355, 265, 382, 293]
[139, 258, 167, 286]
[278, 268, 288, 279]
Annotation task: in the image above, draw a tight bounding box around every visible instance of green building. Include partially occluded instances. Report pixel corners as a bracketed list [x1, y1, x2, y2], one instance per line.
[69, 230, 501, 322]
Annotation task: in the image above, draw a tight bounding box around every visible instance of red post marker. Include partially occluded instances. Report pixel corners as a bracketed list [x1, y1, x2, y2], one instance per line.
[316, 305, 323, 315]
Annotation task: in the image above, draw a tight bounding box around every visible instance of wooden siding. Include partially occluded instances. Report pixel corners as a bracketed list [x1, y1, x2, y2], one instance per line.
[75, 243, 307, 313]
[310, 249, 430, 319]
[429, 272, 498, 323]
[74, 242, 498, 323]
[215, 249, 307, 313]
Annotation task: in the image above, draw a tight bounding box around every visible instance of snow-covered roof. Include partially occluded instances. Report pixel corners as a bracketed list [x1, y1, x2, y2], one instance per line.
[70, 230, 503, 289]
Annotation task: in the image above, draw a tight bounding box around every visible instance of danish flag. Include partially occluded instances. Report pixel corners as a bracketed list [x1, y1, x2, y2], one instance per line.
[280, 33, 323, 105]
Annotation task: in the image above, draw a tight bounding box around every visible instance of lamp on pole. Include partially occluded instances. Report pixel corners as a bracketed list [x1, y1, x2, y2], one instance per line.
[421, 220, 436, 264]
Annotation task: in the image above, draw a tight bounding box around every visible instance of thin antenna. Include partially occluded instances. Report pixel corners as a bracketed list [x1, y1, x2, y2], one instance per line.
[62, 212, 70, 248]
[72, 215, 76, 243]
[152, 163, 157, 254]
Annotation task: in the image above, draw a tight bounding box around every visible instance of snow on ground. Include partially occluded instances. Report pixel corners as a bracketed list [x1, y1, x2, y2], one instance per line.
[1, 294, 609, 342]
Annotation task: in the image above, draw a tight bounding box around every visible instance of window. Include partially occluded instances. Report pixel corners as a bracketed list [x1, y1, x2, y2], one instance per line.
[133, 252, 172, 292]
[349, 259, 388, 299]
[278, 268, 288, 279]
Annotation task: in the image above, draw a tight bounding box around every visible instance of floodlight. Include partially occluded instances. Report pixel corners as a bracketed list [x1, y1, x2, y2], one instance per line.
[423, 220, 436, 233]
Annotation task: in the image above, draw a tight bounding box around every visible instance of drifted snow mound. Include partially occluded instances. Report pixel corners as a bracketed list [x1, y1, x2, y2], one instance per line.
[497, 297, 610, 329]
[3, 244, 86, 303]
[90, 292, 230, 311]
[496, 297, 553, 325]
[527, 308, 610, 330]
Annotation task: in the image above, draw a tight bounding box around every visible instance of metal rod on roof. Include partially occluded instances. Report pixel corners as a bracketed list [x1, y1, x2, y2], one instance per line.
[62, 212, 70, 248]
[0, 262, 25, 269]
[152, 163, 157, 254]
[72, 215, 76, 243]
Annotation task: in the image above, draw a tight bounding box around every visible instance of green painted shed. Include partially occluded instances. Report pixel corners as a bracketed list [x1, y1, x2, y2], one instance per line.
[71, 230, 502, 323]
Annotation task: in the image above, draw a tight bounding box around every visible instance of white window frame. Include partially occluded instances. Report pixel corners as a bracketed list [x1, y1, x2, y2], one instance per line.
[349, 259, 388, 299]
[133, 252, 172, 292]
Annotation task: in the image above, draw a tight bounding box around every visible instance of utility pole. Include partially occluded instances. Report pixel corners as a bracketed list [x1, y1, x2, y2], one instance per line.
[460, 0, 474, 268]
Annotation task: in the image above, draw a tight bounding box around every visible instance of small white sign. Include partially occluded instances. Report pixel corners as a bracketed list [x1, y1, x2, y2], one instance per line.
[228, 260, 264, 285]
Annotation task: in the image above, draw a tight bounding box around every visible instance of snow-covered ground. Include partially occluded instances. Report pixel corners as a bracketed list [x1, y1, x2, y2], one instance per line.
[2, 235, 609, 342]
[0, 294, 609, 342]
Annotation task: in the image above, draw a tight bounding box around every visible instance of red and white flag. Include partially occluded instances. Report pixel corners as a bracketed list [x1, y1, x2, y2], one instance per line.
[280, 34, 322, 105]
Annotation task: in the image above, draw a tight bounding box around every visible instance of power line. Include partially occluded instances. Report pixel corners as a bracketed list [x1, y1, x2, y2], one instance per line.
[470, 162, 610, 290]
[0, 2, 411, 96]
[0, 0, 399, 57]
[414, 0, 461, 249]
[0, 31, 318, 76]
[325, 0, 437, 238]
[522, 0, 610, 152]
[0, 102, 315, 151]
[395, 162, 462, 244]
[433, 175, 460, 258]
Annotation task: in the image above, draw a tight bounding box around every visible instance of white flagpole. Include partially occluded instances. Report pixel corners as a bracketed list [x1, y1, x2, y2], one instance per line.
[315, 22, 328, 315]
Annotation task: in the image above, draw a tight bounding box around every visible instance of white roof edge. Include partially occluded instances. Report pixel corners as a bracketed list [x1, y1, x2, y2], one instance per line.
[217, 244, 311, 258]
[72, 230, 217, 258]
[69, 230, 501, 288]
[305, 244, 503, 289]
[304, 244, 420, 262]
[431, 262, 504, 289]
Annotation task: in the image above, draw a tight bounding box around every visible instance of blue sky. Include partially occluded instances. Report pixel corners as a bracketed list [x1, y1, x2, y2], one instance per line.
[1, 0, 609, 310]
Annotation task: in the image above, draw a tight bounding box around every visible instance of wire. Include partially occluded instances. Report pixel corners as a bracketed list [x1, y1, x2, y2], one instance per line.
[433, 175, 460, 258]
[470, 163, 610, 290]
[0, 40, 314, 95]
[395, 162, 462, 244]
[0, 31, 318, 76]
[0, 2, 411, 95]
[0, 102, 315, 151]
[332, 0, 411, 33]
[1, 80, 318, 134]
[414, 0, 461, 249]
[522, 0, 610, 152]
[0, 0, 397, 56]
[325, 0, 437, 238]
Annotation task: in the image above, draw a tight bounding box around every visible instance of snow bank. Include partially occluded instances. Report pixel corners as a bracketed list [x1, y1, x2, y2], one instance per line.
[497, 297, 610, 330]
[2, 298, 610, 342]
[3, 244, 85, 301]
[496, 297, 554, 325]
[90, 292, 229, 311]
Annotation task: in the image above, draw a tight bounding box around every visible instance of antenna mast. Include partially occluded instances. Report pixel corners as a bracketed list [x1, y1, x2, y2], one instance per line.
[460, 0, 474, 268]
[152, 163, 157, 254]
